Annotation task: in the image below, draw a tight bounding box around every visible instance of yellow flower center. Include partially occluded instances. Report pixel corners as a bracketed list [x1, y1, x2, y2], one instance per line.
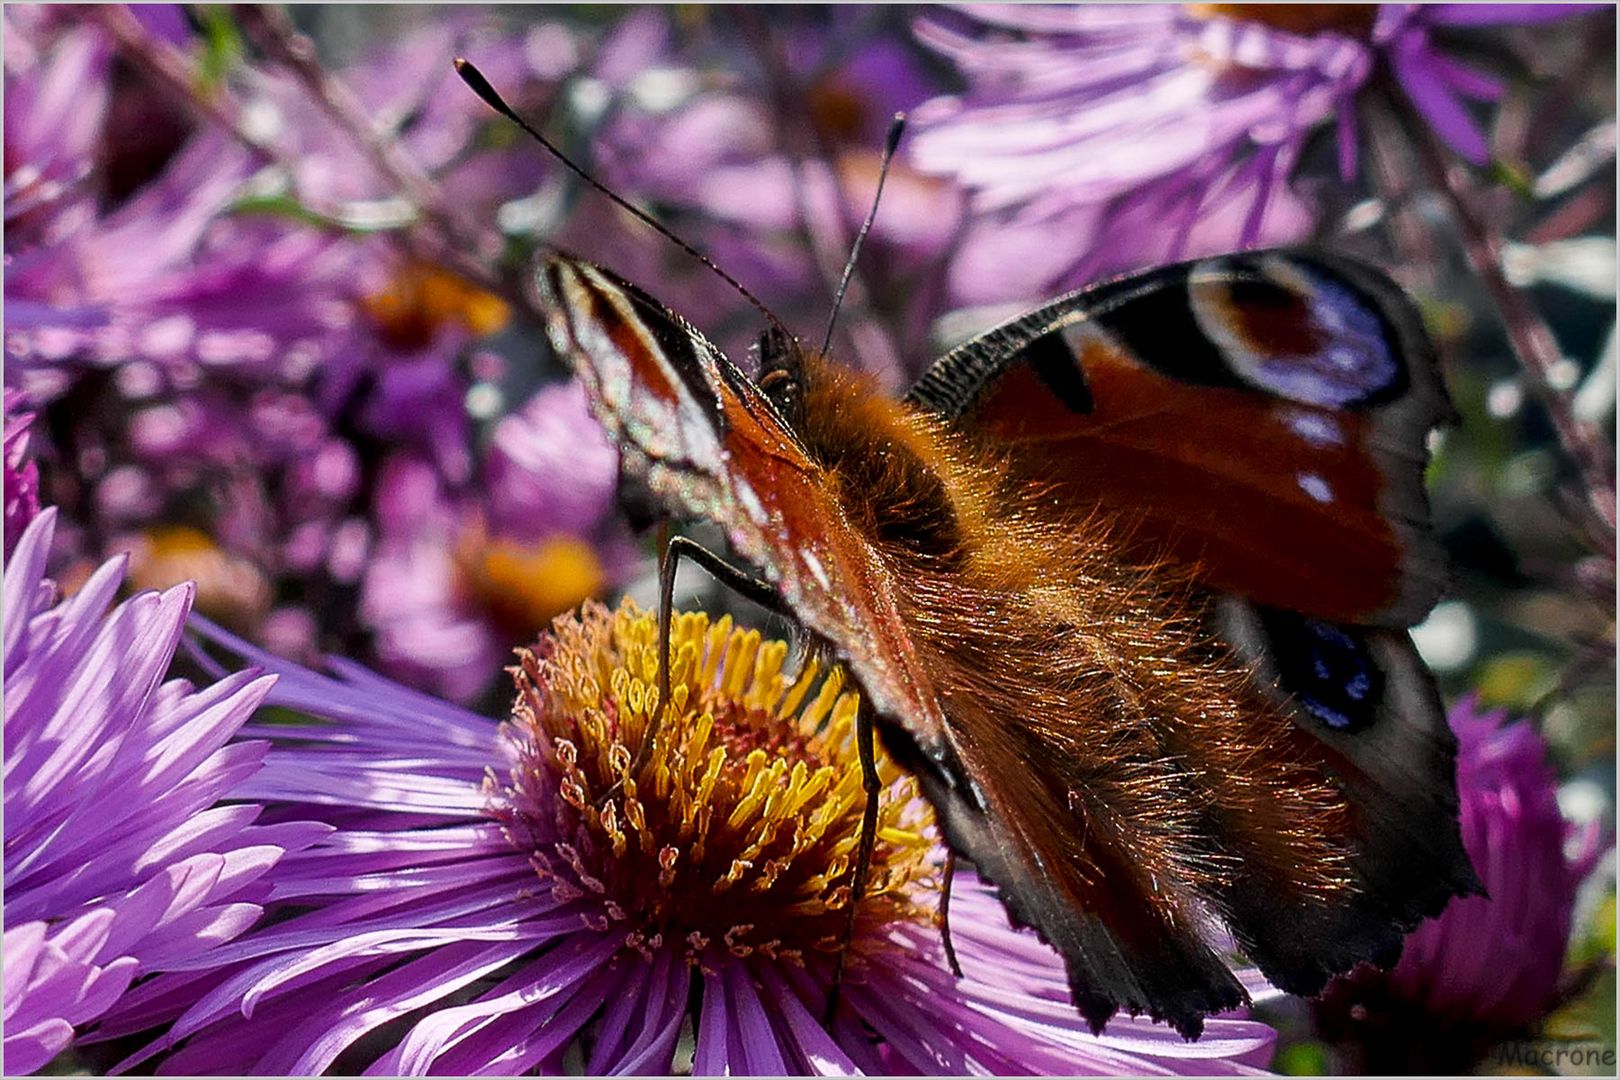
[454, 530, 607, 644]
[490, 600, 939, 969]
[361, 262, 511, 352]
[127, 524, 271, 632]
[1191, 4, 1379, 39]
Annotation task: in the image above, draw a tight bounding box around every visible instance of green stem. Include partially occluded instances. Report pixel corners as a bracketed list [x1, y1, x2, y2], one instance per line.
[1391, 93, 1616, 555]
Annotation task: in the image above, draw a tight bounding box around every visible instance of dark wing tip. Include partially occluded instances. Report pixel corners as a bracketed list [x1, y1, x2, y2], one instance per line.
[895, 737, 1248, 1041]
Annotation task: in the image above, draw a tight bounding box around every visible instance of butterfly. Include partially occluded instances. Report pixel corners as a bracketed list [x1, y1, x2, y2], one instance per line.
[457, 63, 1481, 1040]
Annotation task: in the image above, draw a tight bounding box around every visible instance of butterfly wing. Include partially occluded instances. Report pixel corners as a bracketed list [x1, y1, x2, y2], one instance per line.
[1208, 599, 1482, 994]
[907, 250, 1452, 628]
[536, 253, 953, 761]
[906, 248, 1481, 996]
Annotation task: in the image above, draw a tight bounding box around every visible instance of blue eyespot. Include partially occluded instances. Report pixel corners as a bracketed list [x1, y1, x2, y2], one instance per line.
[1258, 609, 1383, 732]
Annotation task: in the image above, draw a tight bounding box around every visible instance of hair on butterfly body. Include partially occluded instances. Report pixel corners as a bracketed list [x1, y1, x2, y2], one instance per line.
[458, 60, 1481, 1039]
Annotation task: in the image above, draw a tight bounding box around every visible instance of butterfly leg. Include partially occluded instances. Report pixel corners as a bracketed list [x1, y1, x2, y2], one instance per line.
[940, 851, 964, 978]
[825, 704, 881, 1025]
[605, 535, 784, 804]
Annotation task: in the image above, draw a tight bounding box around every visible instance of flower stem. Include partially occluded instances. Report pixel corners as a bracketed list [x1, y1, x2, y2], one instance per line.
[1391, 94, 1617, 553]
[233, 6, 490, 262]
[93, 5, 278, 169]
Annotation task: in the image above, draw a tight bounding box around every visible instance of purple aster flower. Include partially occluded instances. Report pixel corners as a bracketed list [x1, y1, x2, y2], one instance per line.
[361, 382, 631, 703]
[2, 9, 535, 422]
[1313, 696, 1610, 1070]
[1, 511, 329, 1074]
[1, 10, 541, 649]
[4, 128, 363, 398]
[910, 3, 1609, 303]
[63, 382, 366, 648]
[4, 388, 40, 559]
[105, 601, 1279, 1075]
[2, 8, 365, 402]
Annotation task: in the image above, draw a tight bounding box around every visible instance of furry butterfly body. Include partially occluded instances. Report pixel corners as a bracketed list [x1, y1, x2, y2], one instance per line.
[537, 249, 1481, 1037]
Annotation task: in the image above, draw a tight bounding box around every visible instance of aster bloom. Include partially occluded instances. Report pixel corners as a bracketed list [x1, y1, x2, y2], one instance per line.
[1, 511, 328, 1074]
[247, 13, 559, 479]
[361, 382, 628, 703]
[2, 12, 111, 253]
[0, 9, 540, 650]
[107, 600, 1278, 1075]
[1312, 696, 1611, 1069]
[909, 3, 1608, 303]
[2, 6, 361, 397]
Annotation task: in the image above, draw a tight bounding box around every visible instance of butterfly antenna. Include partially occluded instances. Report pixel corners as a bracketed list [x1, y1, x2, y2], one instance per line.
[454, 58, 793, 343]
[819, 112, 906, 358]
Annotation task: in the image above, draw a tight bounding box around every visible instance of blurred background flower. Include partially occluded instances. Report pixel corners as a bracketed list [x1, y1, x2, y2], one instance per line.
[1301, 697, 1612, 1072]
[908, 4, 1610, 308]
[360, 382, 633, 702]
[4, 388, 40, 555]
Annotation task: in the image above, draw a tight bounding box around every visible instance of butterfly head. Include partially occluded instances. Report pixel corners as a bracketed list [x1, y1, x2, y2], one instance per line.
[537, 249, 816, 440]
[752, 324, 807, 430]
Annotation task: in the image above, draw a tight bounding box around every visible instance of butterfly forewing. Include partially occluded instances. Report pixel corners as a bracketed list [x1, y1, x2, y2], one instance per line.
[536, 254, 953, 753]
[908, 251, 1451, 627]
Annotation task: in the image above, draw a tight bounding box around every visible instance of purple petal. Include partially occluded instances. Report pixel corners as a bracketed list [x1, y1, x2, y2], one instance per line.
[1423, 4, 1610, 27]
[135, 903, 266, 969]
[754, 964, 860, 1076]
[2, 1017, 74, 1075]
[426, 961, 626, 1076]
[387, 933, 621, 1075]
[1, 510, 58, 669]
[137, 956, 395, 1075]
[604, 949, 690, 1075]
[240, 921, 558, 1019]
[1, 922, 48, 1014]
[725, 960, 790, 1076]
[692, 966, 732, 1077]
[1392, 36, 1491, 164]
[268, 939, 544, 1075]
[1424, 49, 1507, 101]
[586, 942, 668, 1072]
[1337, 94, 1360, 179]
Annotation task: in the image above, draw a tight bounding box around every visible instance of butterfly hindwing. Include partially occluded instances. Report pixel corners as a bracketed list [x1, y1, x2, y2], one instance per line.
[1211, 600, 1483, 992]
[907, 249, 1452, 628]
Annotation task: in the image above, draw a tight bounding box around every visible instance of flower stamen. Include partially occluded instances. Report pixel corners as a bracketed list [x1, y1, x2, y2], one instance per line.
[490, 599, 939, 969]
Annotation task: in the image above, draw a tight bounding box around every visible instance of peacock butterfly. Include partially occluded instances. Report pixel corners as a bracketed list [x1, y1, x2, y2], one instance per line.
[458, 60, 1481, 1039]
